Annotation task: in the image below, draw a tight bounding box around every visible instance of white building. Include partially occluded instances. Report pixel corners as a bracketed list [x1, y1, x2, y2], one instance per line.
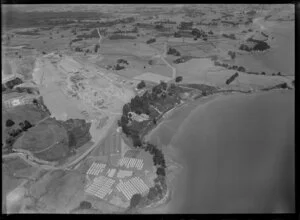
[108, 168, 116, 178]
[116, 170, 133, 179]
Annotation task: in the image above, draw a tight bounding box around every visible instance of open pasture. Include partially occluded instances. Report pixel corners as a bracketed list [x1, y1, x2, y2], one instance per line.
[13, 119, 68, 153]
[100, 40, 158, 57]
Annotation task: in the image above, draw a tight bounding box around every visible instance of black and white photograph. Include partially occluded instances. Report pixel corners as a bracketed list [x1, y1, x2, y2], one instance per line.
[1, 4, 295, 214]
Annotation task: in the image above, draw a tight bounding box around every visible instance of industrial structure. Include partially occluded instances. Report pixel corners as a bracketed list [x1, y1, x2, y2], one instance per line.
[85, 175, 115, 199]
[118, 157, 144, 170]
[86, 162, 106, 176]
[116, 177, 149, 200]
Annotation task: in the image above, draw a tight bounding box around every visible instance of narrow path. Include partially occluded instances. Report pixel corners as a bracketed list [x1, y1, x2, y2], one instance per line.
[31, 126, 63, 154]
[161, 42, 176, 80]
[150, 42, 176, 81]
[97, 28, 103, 46]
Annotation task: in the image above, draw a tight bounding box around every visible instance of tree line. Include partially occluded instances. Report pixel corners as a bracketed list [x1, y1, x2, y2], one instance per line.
[120, 80, 192, 207]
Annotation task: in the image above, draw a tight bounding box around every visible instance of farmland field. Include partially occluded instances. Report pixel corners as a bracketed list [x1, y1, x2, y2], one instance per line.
[2, 4, 294, 214]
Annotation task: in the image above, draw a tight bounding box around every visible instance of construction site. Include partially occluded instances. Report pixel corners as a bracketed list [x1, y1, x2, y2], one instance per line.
[2, 4, 294, 214]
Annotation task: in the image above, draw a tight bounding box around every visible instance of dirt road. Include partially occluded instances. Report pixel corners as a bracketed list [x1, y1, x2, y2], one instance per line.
[152, 42, 176, 81]
[97, 28, 103, 46]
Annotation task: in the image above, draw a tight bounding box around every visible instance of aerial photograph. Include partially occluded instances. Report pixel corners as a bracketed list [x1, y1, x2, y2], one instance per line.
[2, 4, 295, 214]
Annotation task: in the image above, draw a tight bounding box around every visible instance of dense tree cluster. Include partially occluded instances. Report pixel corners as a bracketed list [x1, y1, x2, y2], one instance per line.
[214, 61, 246, 72]
[226, 72, 239, 85]
[239, 39, 270, 52]
[109, 35, 136, 40]
[129, 193, 142, 209]
[117, 59, 129, 65]
[271, 72, 282, 76]
[143, 142, 167, 201]
[239, 44, 251, 51]
[114, 64, 125, 71]
[6, 119, 15, 127]
[246, 10, 256, 16]
[19, 120, 33, 131]
[77, 29, 98, 39]
[173, 56, 192, 64]
[119, 80, 212, 205]
[178, 21, 193, 30]
[222, 33, 236, 40]
[94, 44, 100, 53]
[32, 97, 51, 115]
[191, 28, 207, 39]
[146, 38, 156, 44]
[228, 51, 236, 59]
[173, 32, 181, 38]
[4, 120, 34, 151]
[71, 28, 77, 35]
[70, 38, 83, 45]
[79, 201, 92, 209]
[4, 77, 23, 89]
[221, 21, 239, 26]
[60, 119, 92, 149]
[118, 81, 179, 140]
[137, 80, 146, 89]
[167, 47, 181, 56]
[144, 143, 166, 168]
[75, 47, 83, 52]
[252, 41, 270, 51]
[2, 84, 7, 92]
[175, 76, 183, 83]
[181, 83, 217, 95]
[261, 32, 269, 38]
[136, 23, 155, 29]
[155, 24, 164, 30]
[15, 30, 40, 36]
[261, 82, 292, 91]
[198, 21, 218, 26]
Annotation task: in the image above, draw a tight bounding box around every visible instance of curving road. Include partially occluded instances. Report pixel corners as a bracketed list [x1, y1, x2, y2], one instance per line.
[6, 116, 118, 171]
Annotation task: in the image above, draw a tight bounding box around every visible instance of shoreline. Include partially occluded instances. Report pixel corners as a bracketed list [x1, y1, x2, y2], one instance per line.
[139, 93, 232, 212]
[139, 88, 294, 213]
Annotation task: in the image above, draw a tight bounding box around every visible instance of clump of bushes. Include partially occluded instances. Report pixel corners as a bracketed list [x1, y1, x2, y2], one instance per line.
[167, 47, 181, 56]
[146, 38, 156, 44]
[137, 80, 146, 89]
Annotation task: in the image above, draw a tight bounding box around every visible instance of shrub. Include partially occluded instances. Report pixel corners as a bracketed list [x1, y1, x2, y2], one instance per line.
[146, 38, 156, 44]
[167, 47, 181, 56]
[115, 64, 125, 70]
[130, 194, 142, 208]
[175, 76, 183, 83]
[6, 119, 15, 127]
[137, 80, 146, 89]
[79, 201, 92, 209]
[237, 66, 246, 72]
[94, 44, 100, 53]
